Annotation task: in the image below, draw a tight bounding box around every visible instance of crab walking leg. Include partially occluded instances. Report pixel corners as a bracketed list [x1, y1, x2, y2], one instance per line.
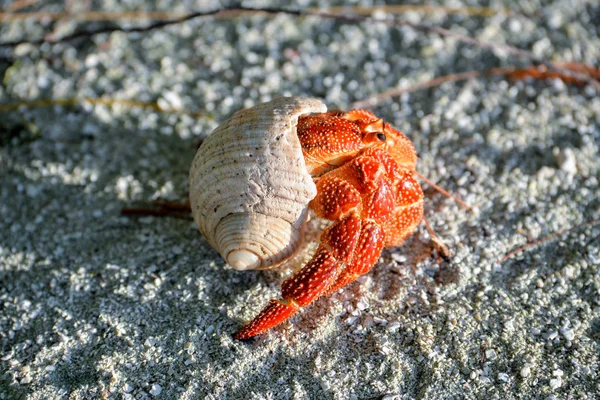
[232, 246, 336, 340]
[324, 221, 384, 296]
[234, 215, 359, 339]
[233, 215, 388, 339]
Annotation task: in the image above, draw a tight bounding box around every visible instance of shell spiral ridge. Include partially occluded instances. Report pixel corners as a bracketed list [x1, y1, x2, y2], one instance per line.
[189, 97, 327, 269]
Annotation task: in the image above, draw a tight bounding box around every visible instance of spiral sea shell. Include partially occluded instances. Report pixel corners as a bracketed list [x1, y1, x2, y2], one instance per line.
[189, 97, 327, 271]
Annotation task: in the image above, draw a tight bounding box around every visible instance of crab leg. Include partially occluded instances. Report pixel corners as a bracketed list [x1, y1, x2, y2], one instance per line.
[233, 215, 384, 340]
[323, 221, 383, 296]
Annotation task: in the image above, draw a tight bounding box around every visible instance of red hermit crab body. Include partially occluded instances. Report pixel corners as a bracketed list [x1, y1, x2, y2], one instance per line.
[188, 97, 424, 339]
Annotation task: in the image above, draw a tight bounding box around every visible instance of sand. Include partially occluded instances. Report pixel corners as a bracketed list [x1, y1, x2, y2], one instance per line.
[1, 1, 599, 399]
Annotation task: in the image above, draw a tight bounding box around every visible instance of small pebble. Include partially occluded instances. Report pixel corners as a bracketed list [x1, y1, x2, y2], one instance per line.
[20, 376, 32, 384]
[544, 330, 558, 341]
[497, 372, 510, 382]
[549, 377, 562, 390]
[485, 349, 497, 360]
[356, 299, 369, 311]
[150, 383, 162, 396]
[387, 321, 401, 331]
[536, 279, 545, 288]
[560, 327, 575, 341]
[557, 148, 578, 174]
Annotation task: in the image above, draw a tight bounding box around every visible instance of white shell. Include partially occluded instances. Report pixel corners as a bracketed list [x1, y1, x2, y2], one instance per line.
[189, 97, 327, 270]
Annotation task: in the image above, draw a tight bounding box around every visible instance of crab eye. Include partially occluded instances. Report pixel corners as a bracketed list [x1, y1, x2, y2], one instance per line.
[377, 133, 387, 142]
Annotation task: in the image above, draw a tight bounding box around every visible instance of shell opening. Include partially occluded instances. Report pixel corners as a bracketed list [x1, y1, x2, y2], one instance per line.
[227, 249, 261, 271]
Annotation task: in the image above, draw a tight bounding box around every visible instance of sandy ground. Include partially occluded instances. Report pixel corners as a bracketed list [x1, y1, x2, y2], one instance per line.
[1, 1, 599, 399]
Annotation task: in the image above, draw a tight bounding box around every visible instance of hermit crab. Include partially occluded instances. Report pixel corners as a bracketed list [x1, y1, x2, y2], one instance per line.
[189, 97, 428, 340]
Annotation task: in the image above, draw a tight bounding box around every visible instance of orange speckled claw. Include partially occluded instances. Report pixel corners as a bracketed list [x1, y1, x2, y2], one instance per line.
[233, 299, 299, 340]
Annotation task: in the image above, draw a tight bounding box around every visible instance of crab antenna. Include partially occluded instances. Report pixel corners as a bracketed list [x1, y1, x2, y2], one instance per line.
[422, 214, 436, 239]
[421, 214, 452, 270]
[413, 170, 473, 213]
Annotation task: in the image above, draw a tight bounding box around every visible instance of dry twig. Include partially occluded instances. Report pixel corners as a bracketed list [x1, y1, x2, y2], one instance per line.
[0, 97, 204, 117]
[0, 6, 598, 90]
[0, 4, 511, 22]
[351, 63, 600, 108]
[498, 219, 600, 264]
